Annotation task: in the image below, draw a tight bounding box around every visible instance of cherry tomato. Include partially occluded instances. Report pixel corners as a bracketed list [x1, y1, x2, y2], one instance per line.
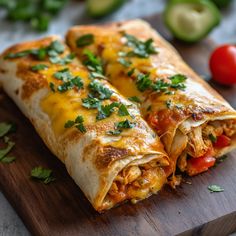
[209, 45, 236, 85]
[214, 134, 231, 148]
[187, 148, 216, 176]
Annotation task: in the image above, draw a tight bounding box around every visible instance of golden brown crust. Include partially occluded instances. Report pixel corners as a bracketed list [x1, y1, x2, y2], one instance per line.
[17, 61, 48, 100]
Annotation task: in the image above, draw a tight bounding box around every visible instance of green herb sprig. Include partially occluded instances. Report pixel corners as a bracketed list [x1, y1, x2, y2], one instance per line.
[208, 185, 224, 193]
[107, 119, 136, 135]
[64, 115, 86, 133]
[76, 34, 94, 47]
[0, 122, 16, 164]
[31, 166, 55, 184]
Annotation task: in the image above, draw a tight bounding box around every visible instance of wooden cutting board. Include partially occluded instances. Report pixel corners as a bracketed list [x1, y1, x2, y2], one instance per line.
[0, 14, 236, 236]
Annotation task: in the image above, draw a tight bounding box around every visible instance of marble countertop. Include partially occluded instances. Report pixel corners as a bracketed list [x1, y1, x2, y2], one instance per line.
[0, 0, 236, 235]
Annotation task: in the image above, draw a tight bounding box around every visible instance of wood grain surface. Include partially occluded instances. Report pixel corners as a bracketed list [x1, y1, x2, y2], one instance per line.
[0, 14, 236, 236]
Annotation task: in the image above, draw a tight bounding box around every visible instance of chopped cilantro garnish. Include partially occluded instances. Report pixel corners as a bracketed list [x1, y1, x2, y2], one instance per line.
[208, 185, 224, 193]
[88, 81, 113, 100]
[4, 50, 34, 59]
[76, 34, 94, 47]
[107, 129, 122, 136]
[4, 40, 72, 66]
[57, 76, 83, 93]
[209, 134, 217, 143]
[64, 115, 86, 133]
[75, 123, 86, 133]
[49, 53, 75, 65]
[118, 104, 130, 116]
[136, 73, 152, 92]
[0, 122, 13, 138]
[96, 102, 120, 120]
[127, 68, 135, 77]
[123, 33, 158, 58]
[82, 97, 101, 109]
[0, 156, 16, 163]
[31, 64, 48, 71]
[108, 119, 136, 136]
[128, 96, 141, 103]
[49, 82, 55, 92]
[83, 50, 104, 78]
[0, 122, 16, 164]
[169, 74, 187, 90]
[53, 68, 83, 93]
[152, 79, 169, 92]
[116, 119, 136, 129]
[117, 58, 132, 67]
[0, 138, 15, 160]
[64, 120, 75, 128]
[53, 68, 71, 81]
[31, 166, 55, 184]
[166, 100, 172, 108]
[50, 40, 65, 54]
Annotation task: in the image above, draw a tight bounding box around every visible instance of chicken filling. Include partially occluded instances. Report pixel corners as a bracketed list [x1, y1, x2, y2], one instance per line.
[178, 119, 236, 176]
[101, 161, 166, 210]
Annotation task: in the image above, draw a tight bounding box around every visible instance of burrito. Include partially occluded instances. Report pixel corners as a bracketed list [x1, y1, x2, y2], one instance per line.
[66, 19, 236, 185]
[0, 36, 170, 211]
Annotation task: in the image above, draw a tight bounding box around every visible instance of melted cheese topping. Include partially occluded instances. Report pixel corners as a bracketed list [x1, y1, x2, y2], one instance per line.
[40, 66, 98, 135]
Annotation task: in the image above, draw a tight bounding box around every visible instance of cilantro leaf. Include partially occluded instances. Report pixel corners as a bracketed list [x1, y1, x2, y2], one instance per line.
[50, 40, 65, 54]
[0, 156, 16, 164]
[75, 115, 84, 124]
[31, 64, 48, 71]
[64, 120, 75, 128]
[209, 134, 217, 143]
[31, 166, 55, 184]
[208, 185, 224, 193]
[64, 115, 86, 133]
[107, 130, 122, 136]
[152, 79, 169, 92]
[53, 68, 71, 81]
[0, 122, 13, 138]
[53, 68, 83, 93]
[123, 33, 158, 58]
[88, 81, 113, 100]
[4, 50, 34, 59]
[76, 34, 94, 47]
[127, 68, 135, 77]
[117, 58, 132, 67]
[75, 123, 86, 133]
[166, 100, 172, 109]
[82, 97, 101, 109]
[136, 73, 152, 92]
[128, 96, 141, 103]
[169, 74, 187, 90]
[49, 53, 75, 65]
[116, 119, 136, 129]
[96, 102, 120, 120]
[118, 104, 130, 116]
[4, 40, 66, 63]
[83, 50, 104, 78]
[49, 82, 55, 92]
[0, 139, 15, 160]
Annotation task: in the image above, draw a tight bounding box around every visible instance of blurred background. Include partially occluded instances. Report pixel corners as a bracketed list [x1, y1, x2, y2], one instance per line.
[0, 0, 236, 235]
[0, 0, 236, 50]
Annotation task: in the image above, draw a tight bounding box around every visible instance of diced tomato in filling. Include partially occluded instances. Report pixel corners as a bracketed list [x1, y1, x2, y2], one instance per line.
[214, 134, 231, 148]
[187, 148, 216, 176]
[147, 113, 159, 128]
